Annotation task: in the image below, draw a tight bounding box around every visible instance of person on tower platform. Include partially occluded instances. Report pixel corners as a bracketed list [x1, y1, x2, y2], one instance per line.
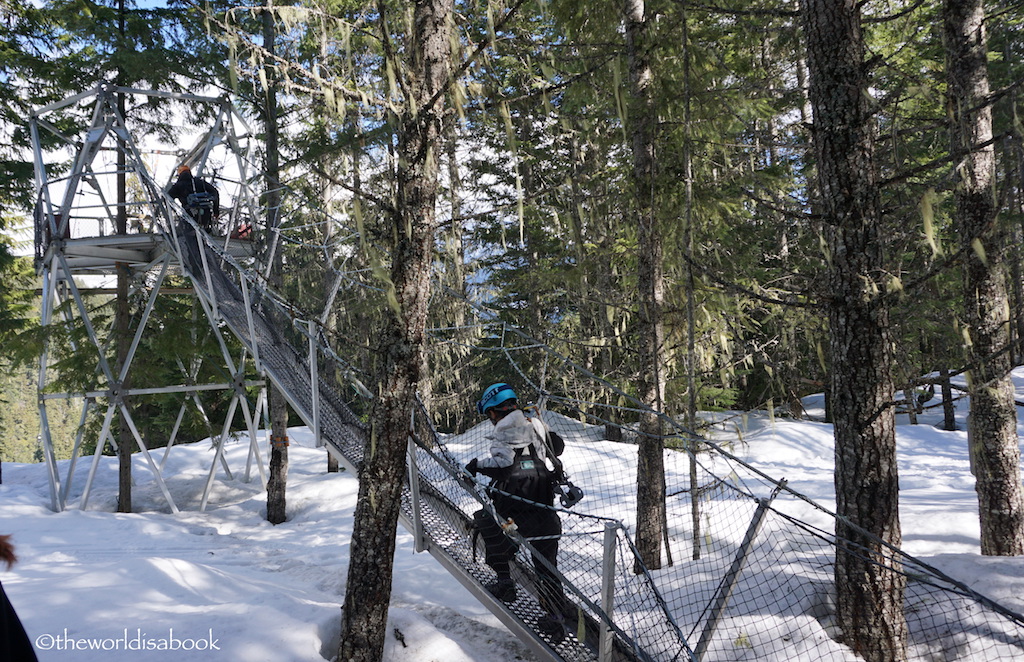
[168, 165, 220, 233]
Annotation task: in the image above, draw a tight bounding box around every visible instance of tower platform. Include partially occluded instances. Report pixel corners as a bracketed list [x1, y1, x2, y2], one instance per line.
[39, 232, 256, 279]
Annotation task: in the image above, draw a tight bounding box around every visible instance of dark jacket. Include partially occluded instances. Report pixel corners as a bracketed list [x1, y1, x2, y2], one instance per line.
[168, 170, 220, 229]
[1, 580, 37, 662]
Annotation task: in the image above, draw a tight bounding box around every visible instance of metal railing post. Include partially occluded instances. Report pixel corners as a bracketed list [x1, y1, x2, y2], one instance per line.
[308, 321, 321, 448]
[239, 276, 260, 370]
[694, 482, 786, 661]
[407, 409, 426, 553]
[600, 521, 618, 662]
[197, 232, 218, 317]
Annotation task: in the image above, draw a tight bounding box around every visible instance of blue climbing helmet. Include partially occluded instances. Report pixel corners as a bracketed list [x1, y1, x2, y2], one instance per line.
[477, 383, 518, 415]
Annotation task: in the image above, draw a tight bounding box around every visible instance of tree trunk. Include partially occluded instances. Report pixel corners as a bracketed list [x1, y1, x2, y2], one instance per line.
[263, 1, 290, 526]
[1009, 135, 1024, 366]
[320, 158, 341, 473]
[1014, 137, 1024, 363]
[267, 386, 289, 524]
[115, 261, 132, 514]
[1010, 209, 1024, 366]
[115, 35, 132, 513]
[944, 0, 1024, 556]
[800, 0, 908, 659]
[904, 381, 918, 425]
[625, 0, 666, 573]
[939, 367, 957, 431]
[681, 10, 701, 562]
[443, 118, 469, 431]
[337, 0, 452, 658]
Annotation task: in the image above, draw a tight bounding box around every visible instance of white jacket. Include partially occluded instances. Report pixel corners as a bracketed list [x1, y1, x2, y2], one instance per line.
[477, 408, 550, 471]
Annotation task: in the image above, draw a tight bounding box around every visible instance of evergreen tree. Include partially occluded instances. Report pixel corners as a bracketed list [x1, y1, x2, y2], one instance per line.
[337, 0, 454, 657]
[801, 0, 907, 658]
[944, 0, 1024, 556]
[624, 0, 668, 572]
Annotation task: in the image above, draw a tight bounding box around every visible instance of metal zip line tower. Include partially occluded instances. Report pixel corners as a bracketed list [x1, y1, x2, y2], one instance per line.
[28, 84, 653, 662]
[28, 85, 1024, 662]
[31, 84, 265, 513]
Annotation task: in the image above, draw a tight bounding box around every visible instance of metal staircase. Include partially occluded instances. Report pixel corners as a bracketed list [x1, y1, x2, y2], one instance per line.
[179, 225, 653, 662]
[25, 83, 687, 662]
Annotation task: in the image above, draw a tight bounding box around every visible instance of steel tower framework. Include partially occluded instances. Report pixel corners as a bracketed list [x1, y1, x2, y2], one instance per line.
[31, 84, 267, 513]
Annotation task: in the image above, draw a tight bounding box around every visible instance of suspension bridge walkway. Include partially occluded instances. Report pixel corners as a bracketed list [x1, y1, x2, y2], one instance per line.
[186, 227, 633, 661]
[29, 85, 1024, 662]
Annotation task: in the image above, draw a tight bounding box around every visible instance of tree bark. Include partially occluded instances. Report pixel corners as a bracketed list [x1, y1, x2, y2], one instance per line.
[625, 0, 667, 573]
[115, 265, 132, 514]
[1013, 137, 1024, 364]
[263, 0, 290, 526]
[800, 0, 907, 659]
[115, 21, 132, 513]
[267, 386, 289, 524]
[939, 367, 957, 431]
[944, 0, 1024, 556]
[337, 0, 452, 658]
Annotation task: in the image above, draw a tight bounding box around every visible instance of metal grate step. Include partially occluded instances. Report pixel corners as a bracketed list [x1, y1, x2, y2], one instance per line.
[178, 237, 639, 662]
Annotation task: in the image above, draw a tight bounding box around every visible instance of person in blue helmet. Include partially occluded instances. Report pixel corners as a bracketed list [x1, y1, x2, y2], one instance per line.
[465, 383, 567, 639]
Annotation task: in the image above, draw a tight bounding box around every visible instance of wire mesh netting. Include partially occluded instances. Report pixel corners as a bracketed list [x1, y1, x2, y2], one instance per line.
[412, 382, 1024, 661]
[31, 86, 1024, 662]
[430, 337, 1024, 662]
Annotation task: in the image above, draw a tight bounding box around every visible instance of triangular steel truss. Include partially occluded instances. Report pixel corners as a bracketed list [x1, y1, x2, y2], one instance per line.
[29, 84, 662, 662]
[31, 84, 268, 512]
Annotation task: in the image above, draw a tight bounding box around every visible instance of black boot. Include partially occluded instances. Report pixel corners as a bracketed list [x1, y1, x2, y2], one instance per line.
[485, 576, 517, 602]
[536, 610, 566, 643]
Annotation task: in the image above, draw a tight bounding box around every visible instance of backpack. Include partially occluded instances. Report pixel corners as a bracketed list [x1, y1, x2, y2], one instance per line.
[185, 191, 214, 214]
[521, 405, 584, 508]
[490, 445, 557, 513]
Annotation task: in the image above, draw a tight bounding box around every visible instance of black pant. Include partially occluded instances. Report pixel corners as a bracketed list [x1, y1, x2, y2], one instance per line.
[1, 581, 37, 662]
[177, 222, 202, 276]
[478, 505, 565, 613]
[190, 210, 214, 233]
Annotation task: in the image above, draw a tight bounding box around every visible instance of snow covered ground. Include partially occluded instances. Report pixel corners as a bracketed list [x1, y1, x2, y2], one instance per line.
[3, 371, 1024, 661]
[1, 430, 536, 662]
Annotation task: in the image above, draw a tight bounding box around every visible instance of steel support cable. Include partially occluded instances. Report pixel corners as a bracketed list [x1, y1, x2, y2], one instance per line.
[409, 399, 685, 662]
[767, 504, 1024, 630]
[196, 213, 800, 514]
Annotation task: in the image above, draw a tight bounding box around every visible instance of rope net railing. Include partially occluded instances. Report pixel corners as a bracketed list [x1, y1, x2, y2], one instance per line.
[29, 86, 1024, 662]
[405, 401, 687, 662]
[172, 162, 1024, 661]
[428, 379, 1024, 661]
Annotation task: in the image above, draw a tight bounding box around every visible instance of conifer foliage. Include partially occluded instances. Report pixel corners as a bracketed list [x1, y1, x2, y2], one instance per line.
[5, 0, 1024, 659]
